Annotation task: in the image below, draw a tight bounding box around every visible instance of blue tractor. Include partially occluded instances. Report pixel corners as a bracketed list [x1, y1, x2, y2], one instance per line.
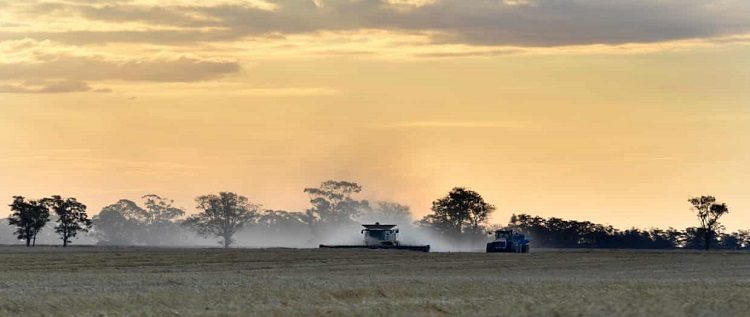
[486, 229, 530, 253]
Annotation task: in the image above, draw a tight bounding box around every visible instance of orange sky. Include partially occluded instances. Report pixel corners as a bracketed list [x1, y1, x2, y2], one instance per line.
[1, 0, 749, 230]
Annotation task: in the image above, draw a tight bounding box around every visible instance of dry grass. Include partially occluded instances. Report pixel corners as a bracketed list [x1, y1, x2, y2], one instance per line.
[0, 246, 749, 316]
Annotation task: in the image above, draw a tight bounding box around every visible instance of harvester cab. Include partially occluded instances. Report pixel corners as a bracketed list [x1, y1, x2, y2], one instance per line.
[486, 229, 530, 253]
[319, 223, 430, 252]
[361, 223, 399, 246]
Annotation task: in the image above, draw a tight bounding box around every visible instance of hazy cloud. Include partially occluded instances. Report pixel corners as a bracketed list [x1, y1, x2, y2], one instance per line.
[414, 48, 521, 58]
[0, 80, 109, 94]
[78, 4, 220, 28]
[4, 0, 750, 46]
[0, 54, 240, 82]
[1, 0, 748, 92]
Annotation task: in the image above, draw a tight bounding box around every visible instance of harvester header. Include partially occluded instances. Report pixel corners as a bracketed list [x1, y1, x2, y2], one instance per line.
[320, 222, 430, 252]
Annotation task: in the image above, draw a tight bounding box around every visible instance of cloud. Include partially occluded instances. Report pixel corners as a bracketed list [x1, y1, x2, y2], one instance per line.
[0, 54, 240, 83]
[414, 48, 521, 58]
[77, 5, 220, 28]
[0, 38, 240, 92]
[502, 0, 536, 6]
[0, 80, 108, 94]
[1, 0, 748, 93]
[3, 0, 750, 47]
[0, 30, 242, 45]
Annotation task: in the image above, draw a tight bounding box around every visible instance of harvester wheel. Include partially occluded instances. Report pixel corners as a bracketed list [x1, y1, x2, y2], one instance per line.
[521, 245, 530, 253]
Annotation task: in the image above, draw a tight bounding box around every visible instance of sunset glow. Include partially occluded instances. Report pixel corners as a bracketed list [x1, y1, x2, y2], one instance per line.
[1, 0, 749, 230]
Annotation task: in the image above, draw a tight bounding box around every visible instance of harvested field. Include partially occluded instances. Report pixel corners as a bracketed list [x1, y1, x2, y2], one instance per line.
[0, 246, 748, 316]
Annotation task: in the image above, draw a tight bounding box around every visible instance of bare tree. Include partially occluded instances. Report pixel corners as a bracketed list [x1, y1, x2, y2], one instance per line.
[688, 195, 729, 251]
[183, 192, 259, 248]
[43, 195, 92, 247]
[8, 196, 50, 247]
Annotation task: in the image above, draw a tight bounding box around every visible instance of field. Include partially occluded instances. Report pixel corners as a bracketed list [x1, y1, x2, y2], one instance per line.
[1, 247, 749, 316]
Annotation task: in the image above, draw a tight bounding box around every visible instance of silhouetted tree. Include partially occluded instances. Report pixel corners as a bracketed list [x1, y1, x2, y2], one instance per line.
[92, 195, 186, 246]
[683, 227, 708, 249]
[141, 194, 185, 224]
[43, 196, 92, 247]
[719, 232, 742, 250]
[183, 192, 258, 248]
[648, 228, 684, 249]
[138, 194, 186, 245]
[509, 213, 684, 249]
[8, 196, 50, 247]
[726, 230, 750, 250]
[92, 199, 144, 245]
[304, 180, 369, 227]
[419, 187, 494, 238]
[688, 195, 729, 251]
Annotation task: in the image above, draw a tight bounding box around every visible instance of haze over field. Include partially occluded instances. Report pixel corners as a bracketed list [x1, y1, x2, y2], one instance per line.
[1, 0, 749, 230]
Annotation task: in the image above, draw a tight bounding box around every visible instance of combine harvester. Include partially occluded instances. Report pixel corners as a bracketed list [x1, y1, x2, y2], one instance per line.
[319, 223, 430, 252]
[486, 229, 530, 253]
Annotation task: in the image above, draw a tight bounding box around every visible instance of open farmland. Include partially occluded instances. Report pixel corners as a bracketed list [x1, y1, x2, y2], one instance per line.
[1, 247, 749, 316]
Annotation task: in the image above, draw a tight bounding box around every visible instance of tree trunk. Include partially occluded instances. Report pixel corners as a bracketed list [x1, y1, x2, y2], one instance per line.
[705, 229, 711, 251]
[26, 237, 31, 247]
[32, 233, 37, 247]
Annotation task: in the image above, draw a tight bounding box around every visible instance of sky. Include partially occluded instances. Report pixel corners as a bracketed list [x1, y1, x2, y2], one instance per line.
[1, 0, 749, 230]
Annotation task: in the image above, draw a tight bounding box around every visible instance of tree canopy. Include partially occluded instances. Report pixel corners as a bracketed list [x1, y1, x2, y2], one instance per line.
[43, 195, 92, 247]
[688, 195, 729, 250]
[141, 194, 186, 224]
[419, 187, 495, 237]
[304, 180, 369, 227]
[93, 202, 142, 245]
[183, 192, 259, 248]
[8, 196, 50, 247]
[92, 195, 186, 246]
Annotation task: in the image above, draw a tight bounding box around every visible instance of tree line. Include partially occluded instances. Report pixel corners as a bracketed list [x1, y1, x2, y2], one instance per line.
[506, 195, 742, 250]
[4, 181, 413, 247]
[3, 181, 744, 250]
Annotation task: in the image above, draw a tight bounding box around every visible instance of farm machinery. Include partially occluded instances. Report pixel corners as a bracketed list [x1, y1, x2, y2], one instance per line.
[486, 229, 530, 253]
[319, 223, 430, 252]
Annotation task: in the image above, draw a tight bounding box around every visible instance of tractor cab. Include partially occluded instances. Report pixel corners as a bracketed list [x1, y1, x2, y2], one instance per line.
[493, 230, 513, 240]
[361, 223, 399, 246]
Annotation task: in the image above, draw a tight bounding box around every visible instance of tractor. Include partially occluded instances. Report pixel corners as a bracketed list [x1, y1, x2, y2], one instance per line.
[319, 223, 430, 252]
[486, 229, 530, 253]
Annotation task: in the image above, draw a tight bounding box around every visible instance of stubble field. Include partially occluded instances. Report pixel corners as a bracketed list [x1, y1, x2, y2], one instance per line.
[0, 246, 748, 316]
